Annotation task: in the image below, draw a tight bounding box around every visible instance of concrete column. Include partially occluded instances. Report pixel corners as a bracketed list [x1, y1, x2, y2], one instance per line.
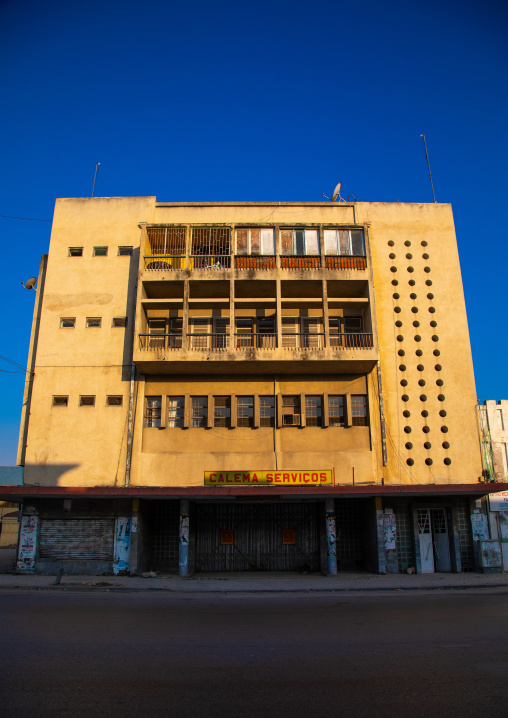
[325, 498, 337, 575]
[130, 498, 140, 575]
[179, 499, 190, 577]
[375, 497, 387, 574]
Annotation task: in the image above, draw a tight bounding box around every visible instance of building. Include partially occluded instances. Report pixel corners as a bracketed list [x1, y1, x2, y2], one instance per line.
[2, 196, 505, 576]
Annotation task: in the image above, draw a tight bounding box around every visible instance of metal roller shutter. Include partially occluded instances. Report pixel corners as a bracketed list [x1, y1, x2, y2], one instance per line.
[39, 519, 115, 560]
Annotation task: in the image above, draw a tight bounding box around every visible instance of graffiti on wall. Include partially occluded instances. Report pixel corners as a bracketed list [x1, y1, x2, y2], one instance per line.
[179, 516, 189, 545]
[113, 517, 131, 575]
[384, 513, 397, 550]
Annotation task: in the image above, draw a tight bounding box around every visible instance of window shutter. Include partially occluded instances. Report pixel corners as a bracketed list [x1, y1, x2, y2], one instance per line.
[324, 229, 338, 255]
[305, 229, 319, 255]
[261, 229, 275, 255]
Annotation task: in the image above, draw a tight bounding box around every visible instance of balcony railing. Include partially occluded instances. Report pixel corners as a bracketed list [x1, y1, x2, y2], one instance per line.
[234, 333, 277, 349]
[142, 254, 367, 272]
[325, 255, 367, 270]
[144, 256, 185, 271]
[280, 256, 321, 270]
[234, 256, 276, 270]
[138, 332, 374, 352]
[139, 334, 183, 350]
[282, 333, 325, 349]
[330, 333, 373, 348]
[190, 256, 231, 270]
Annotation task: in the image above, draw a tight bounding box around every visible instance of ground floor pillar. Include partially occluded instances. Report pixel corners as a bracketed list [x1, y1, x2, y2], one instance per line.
[179, 499, 190, 577]
[325, 498, 337, 575]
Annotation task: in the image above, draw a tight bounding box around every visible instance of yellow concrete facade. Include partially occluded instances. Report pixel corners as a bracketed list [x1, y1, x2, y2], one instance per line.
[19, 197, 482, 490]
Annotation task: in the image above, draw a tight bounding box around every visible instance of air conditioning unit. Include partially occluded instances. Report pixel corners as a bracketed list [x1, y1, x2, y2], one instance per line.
[283, 414, 301, 426]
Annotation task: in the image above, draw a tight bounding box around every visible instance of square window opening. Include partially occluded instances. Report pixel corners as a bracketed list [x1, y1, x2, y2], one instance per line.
[79, 395, 96, 407]
[86, 317, 102, 328]
[60, 317, 76, 328]
[112, 317, 127, 328]
[118, 246, 133, 256]
[68, 247, 83, 257]
[93, 247, 108, 256]
[106, 396, 123, 406]
[52, 396, 68, 407]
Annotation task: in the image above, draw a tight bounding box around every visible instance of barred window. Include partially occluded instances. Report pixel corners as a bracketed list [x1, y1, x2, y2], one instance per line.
[168, 396, 185, 428]
[237, 396, 254, 427]
[145, 396, 162, 428]
[214, 396, 231, 428]
[260, 396, 275, 427]
[191, 397, 208, 428]
[305, 396, 322, 427]
[351, 395, 368, 426]
[282, 395, 301, 426]
[329, 396, 344, 427]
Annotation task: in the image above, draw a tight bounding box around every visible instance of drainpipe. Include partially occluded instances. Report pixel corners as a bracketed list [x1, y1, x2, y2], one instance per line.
[17, 254, 48, 467]
[124, 364, 136, 487]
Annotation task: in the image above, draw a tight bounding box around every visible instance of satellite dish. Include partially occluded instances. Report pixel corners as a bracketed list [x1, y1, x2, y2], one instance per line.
[22, 277, 37, 290]
[331, 182, 342, 202]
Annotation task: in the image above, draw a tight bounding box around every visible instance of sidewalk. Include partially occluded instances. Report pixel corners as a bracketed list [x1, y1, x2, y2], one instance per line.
[1, 567, 508, 593]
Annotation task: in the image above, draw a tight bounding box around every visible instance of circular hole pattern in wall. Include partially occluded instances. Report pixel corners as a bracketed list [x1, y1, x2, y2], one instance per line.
[406, 253, 413, 260]
[413, 321, 420, 327]
[430, 321, 437, 327]
[409, 279, 416, 286]
[431, 335, 439, 342]
[405, 442, 413, 450]
[392, 280, 399, 286]
[398, 349, 405, 356]
[420, 394, 427, 402]
[405, 241, 411, 247]
[397, 335, 404, 342]
[438, 394, 445, 402]
[404, 426, 412, 433]
[421, 410, 429, 417]
[407, 266, 414, 273]
[390, 266, 397, 273]
[395, 320, 402, 327]
[421, 241, 428, 246]
[424, 441, 431, 449]
[436, 379, 444, 387]
[394, 306, 401, 313]
[444, 458, 452, 465]
[424, 267, 431, 273]
[441, 426, 448, 433]
[388, 240, 395, 246]
[393, 293, 400, 299]
[399, 364, 407, 371]
[417, 364, 424, 371]
[429, 307, 436, 314]
[426, 279, 432, 286]
[442, 441, 450, 449]
[433, 349, 440, 356]
[422, 253, 429, 260]
[402, 394, 409, 402]
[400, 380, 408, 387]
[410, 293, 417, 300]
[407, 458, 414, 466]
[411, 307, 418, 314]
[425, 458, 433, 466]
[403, 410, 410, 417]
[418, 380, 426, 387]
[439, 410, 447, 417]
[415, 349, 423, 357]
[389, 253, 396, 259]
[423, 426, 430, 434]
[414, 335, 422, 342]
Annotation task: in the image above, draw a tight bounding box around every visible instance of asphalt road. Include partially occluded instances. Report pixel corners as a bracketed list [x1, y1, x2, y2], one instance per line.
[1, 589, 507, 718]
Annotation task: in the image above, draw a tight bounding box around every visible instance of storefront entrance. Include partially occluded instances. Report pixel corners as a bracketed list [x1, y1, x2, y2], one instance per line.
[195, 502, 320, 572]
[417, 508, 452, 573]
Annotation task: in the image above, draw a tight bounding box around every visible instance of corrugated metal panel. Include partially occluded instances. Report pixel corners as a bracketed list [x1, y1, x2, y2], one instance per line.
[39, 519, 114, 559]
[196, 503, 319, 572]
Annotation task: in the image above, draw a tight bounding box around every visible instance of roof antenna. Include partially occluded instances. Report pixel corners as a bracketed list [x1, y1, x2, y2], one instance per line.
[91, 162, 100, 197]
[420, 135, 436, 203]
[321, 182, 342, 202]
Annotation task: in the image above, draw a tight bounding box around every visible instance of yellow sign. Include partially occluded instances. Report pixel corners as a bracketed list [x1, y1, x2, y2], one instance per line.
[204, 470, 333, 486]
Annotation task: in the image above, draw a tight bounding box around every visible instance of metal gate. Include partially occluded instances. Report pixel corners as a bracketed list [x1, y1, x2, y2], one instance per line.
[146, 500, 180, 571]
[195, 502, 320, 572]
[39, 519, 115, 559]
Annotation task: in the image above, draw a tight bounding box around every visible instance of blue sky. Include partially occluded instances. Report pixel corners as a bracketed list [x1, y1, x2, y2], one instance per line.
[0, 0, 507, 464]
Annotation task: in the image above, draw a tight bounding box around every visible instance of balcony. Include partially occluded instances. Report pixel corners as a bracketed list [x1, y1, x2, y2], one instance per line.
[134, 330, 377, 375]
